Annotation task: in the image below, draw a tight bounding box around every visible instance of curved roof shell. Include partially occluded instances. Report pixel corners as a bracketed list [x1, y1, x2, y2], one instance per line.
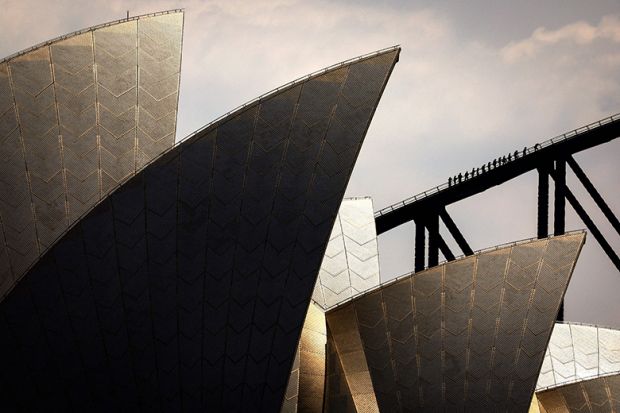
[0, 47, 400, 411]
[324, 233, 585, 412]
[0, 10, 183, 300]
[311, 197, 381, 310]
[537, 322, 620, 391]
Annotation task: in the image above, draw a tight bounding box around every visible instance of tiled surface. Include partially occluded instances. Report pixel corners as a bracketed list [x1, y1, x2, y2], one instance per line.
[281, 303, 327, 413]
[325, 233, 585, 412]
[0, 48, 399, 411]
[537, 373, 620, 413]
[537, 323, 620, 390]
[327, 303, 380, 412]
[312, 197, 381, 310]
[281, 344, 301, 413]
[0, 11, 182, 301]
[325, 328, 358, 412]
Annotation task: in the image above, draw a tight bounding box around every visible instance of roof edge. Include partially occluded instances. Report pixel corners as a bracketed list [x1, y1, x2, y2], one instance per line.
[554, 320, 620, 334]
[130, 45, 400, 193]
[177, 45, 401, 147]
[537, 370, 620, 393]
[322, 230, 586, 312]
[0, 9, 184, 64]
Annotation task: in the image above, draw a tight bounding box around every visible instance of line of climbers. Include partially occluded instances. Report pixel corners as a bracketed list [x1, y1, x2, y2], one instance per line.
[447, 144, 541, 187]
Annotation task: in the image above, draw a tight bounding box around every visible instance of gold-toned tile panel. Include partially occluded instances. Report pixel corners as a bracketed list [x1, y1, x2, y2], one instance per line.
[530, 393, 541, 413]
[299, 303, 327, 413]
[325, 328, 358, 412]
[282, 302, 327, 413]
[326, 304, 379, 413]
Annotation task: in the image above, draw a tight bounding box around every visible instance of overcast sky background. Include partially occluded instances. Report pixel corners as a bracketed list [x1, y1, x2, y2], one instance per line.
[1, 0, 619, 327]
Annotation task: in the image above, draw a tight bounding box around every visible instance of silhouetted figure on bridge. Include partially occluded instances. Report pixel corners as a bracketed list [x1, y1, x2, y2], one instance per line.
[448, 177, 452, 186]
[458, 173, 463, 183]
[523, 146, 527, 156]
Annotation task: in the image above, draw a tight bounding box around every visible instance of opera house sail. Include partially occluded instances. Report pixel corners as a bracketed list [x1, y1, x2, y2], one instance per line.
[0, 10, 401, 409]
[0, 10, 183, 300]
[324, 233, 585, 412]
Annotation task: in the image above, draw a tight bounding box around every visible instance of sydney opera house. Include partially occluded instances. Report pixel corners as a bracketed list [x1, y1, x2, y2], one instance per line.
[0, 9, 618, 413]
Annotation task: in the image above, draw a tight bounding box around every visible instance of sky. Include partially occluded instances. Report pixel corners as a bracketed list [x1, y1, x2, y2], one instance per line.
[1, 0, 619, 327]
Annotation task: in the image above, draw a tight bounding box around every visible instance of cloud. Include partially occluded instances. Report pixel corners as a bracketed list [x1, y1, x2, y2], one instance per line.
[502, 15, 620, 63]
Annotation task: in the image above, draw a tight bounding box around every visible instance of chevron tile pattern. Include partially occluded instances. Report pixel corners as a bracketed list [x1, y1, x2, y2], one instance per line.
[324, 233, 585, 412]
[312, 197, 381, 310]
[536, 373, 620, 413]
[52, 33, 99, 223]
[281, 302, 327, 413]
[137, 13, 182, 168]
[0, 48, 400, 411]
[95, 19, 139, 192]
[0, 63, 38, 291]
[0, 11, 182, 302]
[537, 323, 620, 391]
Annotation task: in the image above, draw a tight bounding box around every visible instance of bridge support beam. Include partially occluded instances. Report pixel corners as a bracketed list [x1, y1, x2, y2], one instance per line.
[554, 159, 566, 236]
[435, 232, 455, 262]
[553, 159, 567, 321]
[439, 208, 473, 256]
[427, 214, 439, 267]
[551, 165, 620, 322]
[537, 166, 549, 239]
[556, 180, 620, 272]
[414, 218, 426, 272]
[567, 155, 620, 237]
